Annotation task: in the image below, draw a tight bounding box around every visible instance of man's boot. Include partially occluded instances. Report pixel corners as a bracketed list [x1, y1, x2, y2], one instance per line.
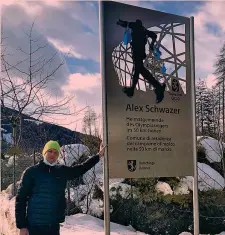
[122, 87, 134, 98]
[154, 83, 166, 103]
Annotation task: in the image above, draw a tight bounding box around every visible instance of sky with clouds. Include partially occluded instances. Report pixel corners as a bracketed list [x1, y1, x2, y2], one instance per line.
[1, 0, 225, 133]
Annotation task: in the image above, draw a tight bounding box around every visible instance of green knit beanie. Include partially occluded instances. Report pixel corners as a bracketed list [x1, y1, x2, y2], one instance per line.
[42, 140, 60, 156]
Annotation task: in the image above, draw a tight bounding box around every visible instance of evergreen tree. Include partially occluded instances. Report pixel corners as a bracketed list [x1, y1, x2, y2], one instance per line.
[196, 79, 213, 136]
[214, 43, 225, 140]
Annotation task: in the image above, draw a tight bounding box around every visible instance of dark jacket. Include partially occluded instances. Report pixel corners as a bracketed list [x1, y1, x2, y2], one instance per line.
[15, 154, 100, 229]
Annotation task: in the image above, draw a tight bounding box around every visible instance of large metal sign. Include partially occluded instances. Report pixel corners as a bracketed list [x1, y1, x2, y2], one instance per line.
[100, 2, 198, 234]
[102, 1, 195, 179]
[102, 1, 194, 178]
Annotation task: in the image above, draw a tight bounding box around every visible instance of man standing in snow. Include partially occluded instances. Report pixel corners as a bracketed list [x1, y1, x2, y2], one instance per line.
[15, 140, 106, 235]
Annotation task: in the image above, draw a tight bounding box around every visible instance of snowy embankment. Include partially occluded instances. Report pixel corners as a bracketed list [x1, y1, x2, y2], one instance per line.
[60, 140, 225, 199]
[156, 162, 225, 196]
[1, 137, 225, 234]
[156, 136, 225, 195]
[197, 136, 224, 163]
[0, 192, 144, 235]
[1, 192, 225, 235]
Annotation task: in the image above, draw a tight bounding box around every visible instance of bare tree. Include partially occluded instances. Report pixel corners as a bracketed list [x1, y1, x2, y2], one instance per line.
[0, 20, 87, 195]
[1, 20, 83, 146]
[82, 106, 100, 137]
[80, 107, 102, 213]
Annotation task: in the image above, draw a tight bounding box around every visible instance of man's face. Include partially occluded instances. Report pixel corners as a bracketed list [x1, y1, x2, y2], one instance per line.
[45, 149, 59, 163]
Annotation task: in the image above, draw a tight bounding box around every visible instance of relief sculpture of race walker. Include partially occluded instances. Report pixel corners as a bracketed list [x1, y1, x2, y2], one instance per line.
[112, 19, 187, 104]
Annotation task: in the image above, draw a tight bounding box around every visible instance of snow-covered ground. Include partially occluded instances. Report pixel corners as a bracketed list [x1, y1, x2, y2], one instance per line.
[197, 136, 224, 163]
[155, 136, 225, 195]
[60, 144, 125, 192]
[1, 191, 225, 235]
[6, 156, 19, 167]
[58, 144, 91, 167]
[156, 181, 173, 195]
[180, 233, 225, 235]
[2, 133, 13, 144]
[154, 161, 225, 196]
[0, 191, 144, 235]
[60, 215, 225, 235]
[61, 213, 146, 235]
[197, 162, 224, 190]
[0, 192, 147, 235]
[24, 119, 43, 125]
[2, 137, 225, 234]
[180, 163, 225, 192]
[1, 127, 7, 132]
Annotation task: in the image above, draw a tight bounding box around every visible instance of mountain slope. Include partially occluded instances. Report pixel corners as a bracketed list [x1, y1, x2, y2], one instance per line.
[1, 106, 85, 155]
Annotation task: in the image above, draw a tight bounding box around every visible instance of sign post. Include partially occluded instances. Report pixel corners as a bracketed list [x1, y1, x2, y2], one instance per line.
[190, 16, 199, 235]
[100, 1, 199, 234]
[99, 1, 110, 235]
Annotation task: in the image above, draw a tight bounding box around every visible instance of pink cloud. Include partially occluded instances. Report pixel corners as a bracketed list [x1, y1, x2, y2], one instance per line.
[0, 0, 15, 6]
[193, 2, 225, 76]
[48, 37, 83, 59]
[0, 0, 62, 7]
[40, 99, 102, 133]
[4, 1, 225, 133]
[37, 73, 102, 132]
[205, 74, 217, 89]
[62, 73, 101, 93]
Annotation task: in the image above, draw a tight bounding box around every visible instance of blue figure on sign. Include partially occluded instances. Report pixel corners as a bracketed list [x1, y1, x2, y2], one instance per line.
[153, 45, 167, 73]
[161, 63, 166, 73]
[153, 46, 161, 60]
[123, 27, 132, 45]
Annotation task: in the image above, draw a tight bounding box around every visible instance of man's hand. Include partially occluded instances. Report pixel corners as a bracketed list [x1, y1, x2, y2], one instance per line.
[20, 228, 29, 235]
[117, 19, 124, 26]
[98, 142, 107, 158]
